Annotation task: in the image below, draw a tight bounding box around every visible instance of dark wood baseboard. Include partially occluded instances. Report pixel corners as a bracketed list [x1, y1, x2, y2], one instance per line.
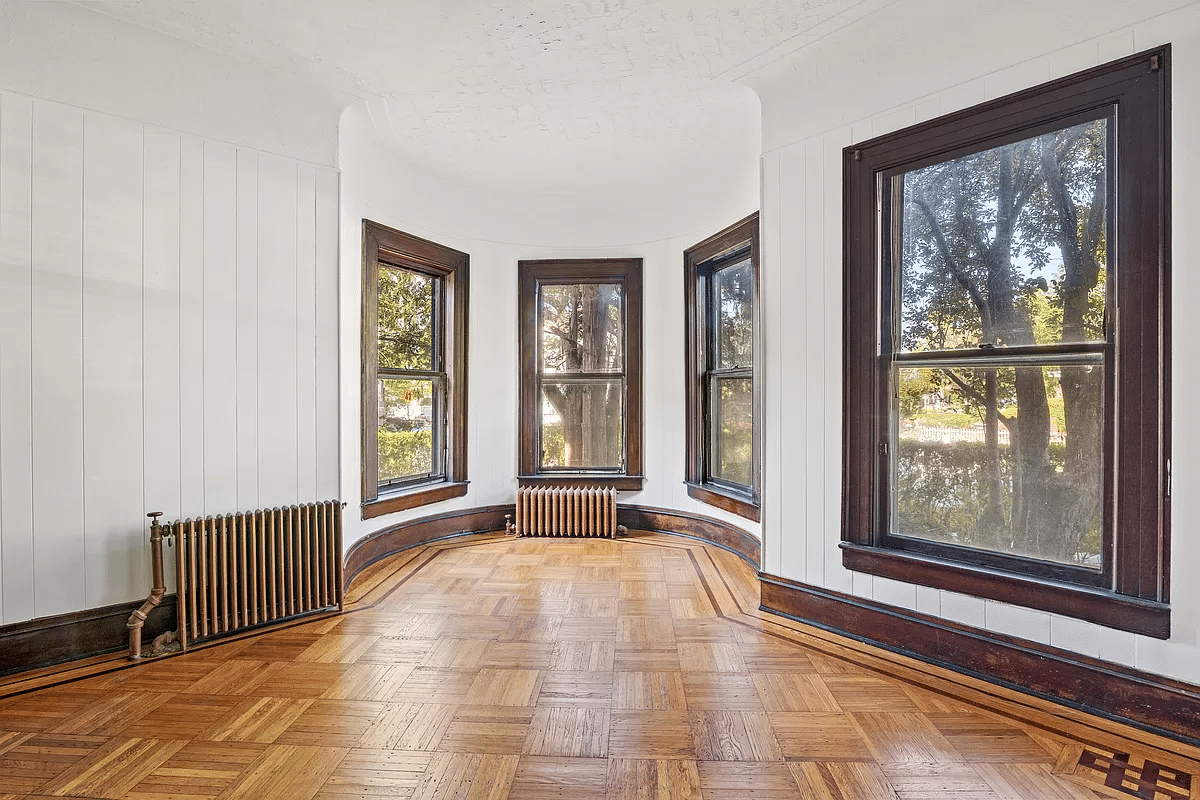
[760, 572, 1200, 747]
[0, 596, 178, 677]
[343, 502, 761, 591]
[343, 504, 515, 588]
[618, 504, 760, 568]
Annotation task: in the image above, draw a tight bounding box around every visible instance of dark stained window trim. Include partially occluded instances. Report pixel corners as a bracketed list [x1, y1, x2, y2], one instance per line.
[518, 258, 643, 490]
[684, 213, 760, 521]
[362, 220, 469, 518]
[841, 48, 1170, 636]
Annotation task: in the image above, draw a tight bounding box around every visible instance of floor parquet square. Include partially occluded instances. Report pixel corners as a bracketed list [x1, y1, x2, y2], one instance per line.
[608, 711, 695, 759]
[698, 761, 805, 799]
[607, 758, 701, 800]
[537, 671, 614, 708]
[689, 710, 783, 762]
[509, 755, 608, 800]
[313, 748, 430, 800]
[522, 707, 609, 757]
[768, 712, 875, 761]
[549, 641, 614, 671]
[613, 672, 688, 711]
[439, 707, 534, 755]
[357, 702, 456, 750]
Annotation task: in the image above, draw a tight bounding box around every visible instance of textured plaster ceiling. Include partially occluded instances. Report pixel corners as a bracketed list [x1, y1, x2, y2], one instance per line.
[74, 0, 878, 194]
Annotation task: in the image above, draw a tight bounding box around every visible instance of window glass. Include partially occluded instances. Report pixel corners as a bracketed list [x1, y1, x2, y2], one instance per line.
[540, 379, 624, 469]
[377, 377, 440, 482]
[897, 119, 1108, 353]
[714, 258, 754, 369]
[894, 365, 1103, 567]
[540, 283, 624, 372]
[378, 266, 435, 370]
[710, 375, 753, 486]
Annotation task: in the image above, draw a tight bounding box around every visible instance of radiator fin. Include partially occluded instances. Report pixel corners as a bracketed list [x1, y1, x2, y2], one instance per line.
[172, 500, 343, 651]
[515, 486, 617, 538]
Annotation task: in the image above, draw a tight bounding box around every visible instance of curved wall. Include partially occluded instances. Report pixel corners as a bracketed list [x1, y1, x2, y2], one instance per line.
[338, 102, 763, 552]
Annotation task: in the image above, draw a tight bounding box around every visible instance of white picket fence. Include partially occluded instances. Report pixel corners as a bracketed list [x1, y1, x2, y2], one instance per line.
[902, 425, 1066, 445]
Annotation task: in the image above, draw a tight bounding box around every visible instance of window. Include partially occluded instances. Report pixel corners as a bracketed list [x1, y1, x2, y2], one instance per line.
[361, 220, 469, 518]
[518, 259, 643, 490]
[842, 48, 1170, 637]
[684, 213, 760, 520]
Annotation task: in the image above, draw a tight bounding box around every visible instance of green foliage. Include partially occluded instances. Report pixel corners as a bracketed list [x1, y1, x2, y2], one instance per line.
[542, 422, 565, 467]
[378, 266, 433, 370]
[378, 428, 433, 482]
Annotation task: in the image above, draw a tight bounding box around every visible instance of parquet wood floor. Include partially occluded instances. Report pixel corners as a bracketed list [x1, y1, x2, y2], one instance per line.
[1, 532, 1198, 799]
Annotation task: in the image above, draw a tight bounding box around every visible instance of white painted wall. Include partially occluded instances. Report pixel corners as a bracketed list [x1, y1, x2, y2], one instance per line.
[0, 88, 339, 624]
[338, 103, 761, 548]
[750, 0, 1200, 683]
[0, 1, 345, 168]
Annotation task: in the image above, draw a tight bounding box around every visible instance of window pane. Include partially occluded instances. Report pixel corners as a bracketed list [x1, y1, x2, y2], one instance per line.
[714, 258, 753, 369]
[893, 364, 1103, 567]
[710, 376, 752, 486]
[541, 283, 623, 372]
[897, 118, 1108, 353]
[541, 379, 623, 468]
[378, 266, 434, 370]
[378, 377, 439, 482]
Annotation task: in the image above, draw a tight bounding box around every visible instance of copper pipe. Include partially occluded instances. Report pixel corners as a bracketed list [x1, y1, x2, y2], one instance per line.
[128, 512, 171, 660]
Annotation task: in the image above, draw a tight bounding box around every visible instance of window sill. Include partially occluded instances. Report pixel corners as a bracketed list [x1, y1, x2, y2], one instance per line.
[518, 474, 644, 491]
[362, 481, 469, 520]
[684, 482, 760, 522]
[840, 543, 1169, 638]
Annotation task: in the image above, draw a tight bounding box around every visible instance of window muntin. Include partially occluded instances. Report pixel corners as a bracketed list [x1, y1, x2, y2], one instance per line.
[683, 214, 760, 521]
[518, 259, 643, 489]
[841, 49, 1169, 636]
[362, 221, 469, 517]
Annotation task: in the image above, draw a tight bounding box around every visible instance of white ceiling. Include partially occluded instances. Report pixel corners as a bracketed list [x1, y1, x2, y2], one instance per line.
[74, 0, 877, 194]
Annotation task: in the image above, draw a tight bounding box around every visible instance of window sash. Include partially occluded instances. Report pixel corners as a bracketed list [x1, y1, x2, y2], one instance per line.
[377, 371, 447, 488]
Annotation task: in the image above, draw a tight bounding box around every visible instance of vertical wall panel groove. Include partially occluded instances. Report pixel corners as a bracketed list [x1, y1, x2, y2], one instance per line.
[143, 127, 182, 595]
[30, 100, 86, 618]
[296, 164, 318, 506]
[803, 140, 826, 589]
[257, 155, 300, 509]
[178, 136, 206, 519]
[202, 142, 237, 515]
[0, 93, 35, 624]
[235, 149, 260, 512]
[83, 112, 144, 608]
[314, 169, 339, 502]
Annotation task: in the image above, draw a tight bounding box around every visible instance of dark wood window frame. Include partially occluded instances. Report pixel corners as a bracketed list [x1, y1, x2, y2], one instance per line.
[684, 213, 761, 521]
[362, 220, 469, 519]
[842, 48, 1170, 637]
[518, 258, 643, 490]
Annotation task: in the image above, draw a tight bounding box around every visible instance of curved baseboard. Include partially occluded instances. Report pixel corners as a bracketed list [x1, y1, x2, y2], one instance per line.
[342, 502, 762, 590]
[617, 504, 760, 567]
[343, 504, 514, 588]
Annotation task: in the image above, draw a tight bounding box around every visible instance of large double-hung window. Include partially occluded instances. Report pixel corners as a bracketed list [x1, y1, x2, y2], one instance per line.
[842, 49, 1170, 636]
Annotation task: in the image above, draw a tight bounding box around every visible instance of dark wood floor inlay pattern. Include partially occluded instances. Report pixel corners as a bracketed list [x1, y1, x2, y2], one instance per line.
[1076, 747, 1193, 800]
